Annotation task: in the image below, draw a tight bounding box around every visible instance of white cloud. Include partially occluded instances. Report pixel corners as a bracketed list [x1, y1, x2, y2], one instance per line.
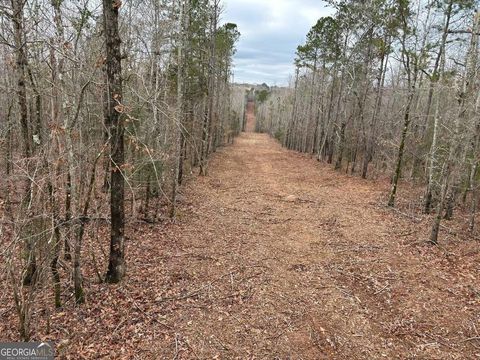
[223, 0, 334, 85]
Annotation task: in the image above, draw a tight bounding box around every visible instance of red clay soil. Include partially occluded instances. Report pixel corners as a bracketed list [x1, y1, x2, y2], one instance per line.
[2, 109, 480, 359]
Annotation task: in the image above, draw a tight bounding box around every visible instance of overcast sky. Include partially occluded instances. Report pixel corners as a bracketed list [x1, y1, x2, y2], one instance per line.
[222, 0, 334, 86]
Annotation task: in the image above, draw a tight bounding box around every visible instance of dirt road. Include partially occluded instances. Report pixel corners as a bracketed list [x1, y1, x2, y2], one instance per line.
[245, 100, 255, 132]
[137, 112, 478, 358]
[32, 108, 479, 358]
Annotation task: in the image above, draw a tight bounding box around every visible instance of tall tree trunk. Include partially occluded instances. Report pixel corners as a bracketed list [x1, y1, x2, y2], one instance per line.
[12, 0, 36, 286]
[388, 5, 419, 208]
[200, 0, 219, 176]
[170, 0, 185, 218]
[305, 55, 318, 153]
[318, 64, 338, 161]
[286, 66, 299, 149]
[362, 45, 388, 179]
[388, 89, 415, 207]
[51, 0, 72, 261]
[104, 0, 126, 284]
[424, 0, 453, 213]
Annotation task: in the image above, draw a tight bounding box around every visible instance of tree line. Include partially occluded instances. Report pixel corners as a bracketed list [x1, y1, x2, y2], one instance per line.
[0, 0, 240, 340]
[256, 0, 479, 244]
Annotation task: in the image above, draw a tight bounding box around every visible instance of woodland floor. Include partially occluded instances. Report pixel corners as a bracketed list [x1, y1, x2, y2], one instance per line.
[2, 106, 480, 359]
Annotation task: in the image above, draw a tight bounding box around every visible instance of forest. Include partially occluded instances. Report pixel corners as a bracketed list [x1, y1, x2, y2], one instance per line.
[0, 0, 242, 349]
[1, 0, 480, 358]
[256, 0, 480, 244]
